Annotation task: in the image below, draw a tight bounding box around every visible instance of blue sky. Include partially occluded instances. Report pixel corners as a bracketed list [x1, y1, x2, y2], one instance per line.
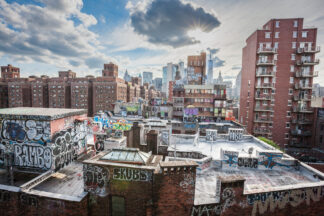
[0, 0, 324, 84]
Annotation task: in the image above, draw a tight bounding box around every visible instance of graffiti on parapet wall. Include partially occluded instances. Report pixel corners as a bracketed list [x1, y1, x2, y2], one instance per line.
[238, 157, 258, 169]
[191, 188, 235, 216]
[14, 144, 52, 169]
[228, 128, 243, 141]
[258, 152, 289, 169]
[113, 168, 152, 181]
[223, 150, 239, 167]
[84, 164, 109, 197]
[1, 119, 50, 144]
[20, 194, 38, 207]
[247, 186, 324, 216]
[180, 173, 195, 194]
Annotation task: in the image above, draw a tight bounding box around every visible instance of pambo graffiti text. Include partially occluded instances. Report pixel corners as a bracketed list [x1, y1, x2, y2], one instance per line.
[248, 186, 324, 216]
[14, 144, 52, 169]
[113, 168, 152, 181]
[191, 188, 235, 216]
[1, 119, 50, 144]
[84, 164, 109, 197]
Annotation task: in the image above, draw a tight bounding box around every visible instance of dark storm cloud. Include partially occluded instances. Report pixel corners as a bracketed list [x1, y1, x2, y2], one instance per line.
[130, 0, 221, 48]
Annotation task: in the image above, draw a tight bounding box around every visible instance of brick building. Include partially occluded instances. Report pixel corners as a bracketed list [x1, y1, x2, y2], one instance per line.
[1, 64, 20, 79]
[0, 64, 152, 117]
[187, 52, 206, 85]
[102, 62, 118, 78]
[59, 70, 76, 78]
[240, 18, 320, 150]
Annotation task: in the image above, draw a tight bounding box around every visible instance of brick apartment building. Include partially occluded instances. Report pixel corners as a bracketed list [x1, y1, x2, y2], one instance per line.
[0, 64, 137, 116]
[172, 84, 226, 121]
[187, 52, 206, 85]
[102, 62, 118, 78]
[1, 64, 20, 79]
[240, 18, 320, 150]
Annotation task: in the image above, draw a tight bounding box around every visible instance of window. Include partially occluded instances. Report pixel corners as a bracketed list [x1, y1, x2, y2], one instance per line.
[290, 77, 294, 84]
[288, 100, 292, 106]
[302, 31, 308, 38]
[300, 42, 305, 48]
[248, 80, 251, 86]
[289, 89, 293, 95]
[263, 89, 269, 94]
[274, 42, 279, 49]
[293, 31, 297, 38]
[273, 66, 277, 72]
[292, 42, 296, 49]
[294, 20, 298, 27]
[285, 133, 289, 139]
[290, 65, 295, 72]
[291, 54, 296, 60]
[321, 125, 324, 131]
[275, 32, 280, 38]
[275, 21, 280, 28]
[265, 32, 271, 38]
[272, 78, 276, 83]
[287, 111, 291, 117]
[274, 54, 278, 60]
[111, 196, 125, 216]
[286, 123, 290, 128]
[266, 43, 271, 48]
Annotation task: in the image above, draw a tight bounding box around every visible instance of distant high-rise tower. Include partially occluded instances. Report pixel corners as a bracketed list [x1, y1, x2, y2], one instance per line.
[207, 51, 214, 84]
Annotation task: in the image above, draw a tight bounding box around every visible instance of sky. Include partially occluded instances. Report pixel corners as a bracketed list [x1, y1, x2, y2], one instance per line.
[0, 0, 324, 84]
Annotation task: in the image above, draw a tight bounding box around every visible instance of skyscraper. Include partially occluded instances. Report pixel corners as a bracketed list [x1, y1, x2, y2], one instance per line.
[207, 51, 214, 84]
[143, 72, 153, 84]
[240, 18, 320, 150]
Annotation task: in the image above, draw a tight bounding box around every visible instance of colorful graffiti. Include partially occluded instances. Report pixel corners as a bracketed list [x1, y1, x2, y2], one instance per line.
[1, 119, 50, 144]
[248, 186, 324, 216]
[83, 164, 109, 197]
[258, 152, 289, 169]
[222, 150, 239, 167]
[113, 168, 152, 181]
[184, 108, 198, 117]
[93, 116, 132, 131]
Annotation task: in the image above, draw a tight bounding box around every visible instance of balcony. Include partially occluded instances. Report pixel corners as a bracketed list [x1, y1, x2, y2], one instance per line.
[257, 59, 276, 66]
[294, 83, 312, 90]
[295, 71, 318, 78]
[292, 106, 313, 113]
[253, 128, 272, 135]
[289, 140, 310, 148]
[255, 83, 275, 89]
[255, 95, 273, 100]
[256, 71, 275, 77]
[296, 46, 320, 54]
[290, 129, 312, 136]
[296, 59, 320, 66]
[257, 47, 277, 54]
[291, 118, 312, 125]
[254, 105, 274, 112]
[254, 117, 273, 123]
[293, 95, 311, 101]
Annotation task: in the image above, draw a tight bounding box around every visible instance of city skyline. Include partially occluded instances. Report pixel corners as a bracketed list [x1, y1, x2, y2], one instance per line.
[0, 0, 324, 85]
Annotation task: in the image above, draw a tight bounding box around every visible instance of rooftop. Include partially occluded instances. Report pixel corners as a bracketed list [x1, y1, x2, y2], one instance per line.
[166, 134, 324, 205]
[0, 107, 87, 120]
[100, 148, 151, 165]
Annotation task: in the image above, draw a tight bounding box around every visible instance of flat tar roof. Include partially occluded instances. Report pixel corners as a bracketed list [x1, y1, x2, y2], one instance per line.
[0, 107, 87, 120]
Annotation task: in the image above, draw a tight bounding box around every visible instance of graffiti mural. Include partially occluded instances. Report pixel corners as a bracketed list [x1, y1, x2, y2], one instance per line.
[191, 187, 235, 216]
[0, 190, 10, 202]
[83, 164, 109, 197]
[206, 129, 217, 142]
[160, 130, 169, 146]
[238, 157, 258, 169]
[113, 168, 152, 181]
[180, 173, 195, 193]
[222, 150, 239, 167]
[228, 128, 243, 141]
[248, 186, 324, 216]
[14, 144, 52, 169]
[93, 116, 132, 131]
[20, 194, 38, 207]
[1, 119, 50, 144]
[258, 152, 289, 169]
